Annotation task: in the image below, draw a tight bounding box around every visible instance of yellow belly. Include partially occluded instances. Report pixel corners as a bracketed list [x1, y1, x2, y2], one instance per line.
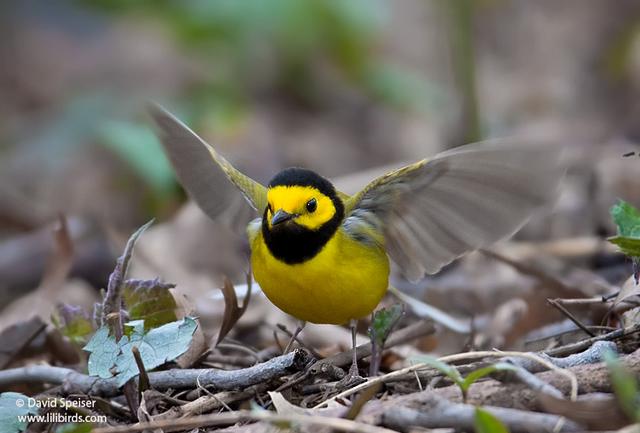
[251, 229, 390, 324]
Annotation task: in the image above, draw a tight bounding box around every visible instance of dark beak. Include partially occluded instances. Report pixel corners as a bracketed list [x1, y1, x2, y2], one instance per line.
[271, 209, 295, 226]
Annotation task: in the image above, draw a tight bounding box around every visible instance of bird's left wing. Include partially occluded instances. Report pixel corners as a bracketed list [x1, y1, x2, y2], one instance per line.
[344, 139, 565, 280]
[149, 105, 268, 219]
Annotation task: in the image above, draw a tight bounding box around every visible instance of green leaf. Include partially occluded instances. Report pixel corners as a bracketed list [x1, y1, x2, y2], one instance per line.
[410, 355, 463, 387]
[611, 200, 640, 238]
[84, 318, 198, 387]
[474, 407, 510, 433]
[115, 317, 197, 386]
[84, 327, 120, 379]
[0, 393, 38, 433]
[461, 363, 519, 393]
[608, 236, 640, 258]
[604, 350, 640, 422]
[368, 304, 404, 376]
[122, 278, 178, 330]
[369, 304, 403, 347]
[52, 304, 95, 346]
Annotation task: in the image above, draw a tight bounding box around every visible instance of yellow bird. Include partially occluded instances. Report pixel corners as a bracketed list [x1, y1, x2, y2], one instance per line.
[150, 105, 563, 377]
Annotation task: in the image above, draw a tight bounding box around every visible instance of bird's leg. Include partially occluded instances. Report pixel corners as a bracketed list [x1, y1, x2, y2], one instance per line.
[333, 320, 366, 388]
[335, 318, 366, 387]
[283, 320, 306, 354]
[348, 319, 359, 377]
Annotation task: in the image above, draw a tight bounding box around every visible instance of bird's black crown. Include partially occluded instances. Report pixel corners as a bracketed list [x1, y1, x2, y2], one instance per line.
[268, 167, 336, 198]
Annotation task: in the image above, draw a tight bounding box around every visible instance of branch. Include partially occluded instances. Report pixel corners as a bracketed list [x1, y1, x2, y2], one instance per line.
[91, 410, 397, 433]
[544, 322, 640, 357]
[400, 347, 640, 410]
[381, 397, 582, 433]
[508, 340, 616, 373]
[0, 350, 310, 397]
[310, 320, 435, 373]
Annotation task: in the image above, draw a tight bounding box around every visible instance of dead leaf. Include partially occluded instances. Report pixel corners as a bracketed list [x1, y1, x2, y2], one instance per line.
[539, 392, 630, 430]
[268, 391, 308, 416]
[215, 274, 252, 345]
[0, 317, 46, 368]
[606, 276, 640, 328]
[0, 217, 97, 332]
[344, 383, 382, 420]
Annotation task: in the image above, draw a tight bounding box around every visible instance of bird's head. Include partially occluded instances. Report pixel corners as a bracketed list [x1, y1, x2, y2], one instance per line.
[261, 167, 344, 263]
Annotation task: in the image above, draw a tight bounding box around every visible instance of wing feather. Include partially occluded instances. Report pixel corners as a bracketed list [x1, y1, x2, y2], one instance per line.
[149, 105, 267, 220]
[345, 139, 565, 279]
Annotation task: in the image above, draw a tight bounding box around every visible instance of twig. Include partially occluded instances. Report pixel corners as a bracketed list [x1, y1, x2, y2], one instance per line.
[546, 298, 596, 337]
[525, 325, 616, 346]
[154, 385, 266, 420]
[195, 375, 233, 412]
[495, 350, 579, 400]
[381, 396, 581, 433]
[0, 350, 310, 396]
[131, 346, 149, 394]
[91, 409, 398, 433]
[276, 323, 320, 358]
[502, 366, 564, 398]
[101, 221, 153, 418]
[275, 321, 433, 395]
[519, 341, 616, 374]
[314, 344, 596, 409]
[544, 322, 640, 357]
[215, 342, 260, 360]
[310, 320, 435, 373]
[552, 297, 612, 306]
[387, 347, 640, 413]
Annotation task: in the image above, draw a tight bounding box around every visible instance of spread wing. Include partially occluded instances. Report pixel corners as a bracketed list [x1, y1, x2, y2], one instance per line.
[344, 139, 565, 280]
[149, 104, 268, 220]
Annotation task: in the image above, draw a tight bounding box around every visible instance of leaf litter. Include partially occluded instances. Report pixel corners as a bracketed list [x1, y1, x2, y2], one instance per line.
[2, 202, 640, 433]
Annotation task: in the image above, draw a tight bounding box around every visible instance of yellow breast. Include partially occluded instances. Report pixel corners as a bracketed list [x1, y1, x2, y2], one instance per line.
[250, 228, 390, 324]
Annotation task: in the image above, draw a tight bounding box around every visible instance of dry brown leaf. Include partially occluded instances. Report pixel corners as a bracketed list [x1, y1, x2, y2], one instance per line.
[0, 316, 46, 368]
[609, 276, 640, 328]
[268, 391, 309, 416]
[41, 215, 74, 295]
[215, 274, 252, 346]
[0, 217, 97, 332]
[538, 392, 630, 430]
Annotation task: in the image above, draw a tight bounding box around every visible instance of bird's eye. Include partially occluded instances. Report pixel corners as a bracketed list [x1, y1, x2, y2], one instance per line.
[306, 198, 317, 213]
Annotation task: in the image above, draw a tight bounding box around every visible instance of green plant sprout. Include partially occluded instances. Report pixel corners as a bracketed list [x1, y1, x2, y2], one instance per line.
[609, 200, 640, 283]
[411, 356, 514, 432]
[604, 350, 640, 423]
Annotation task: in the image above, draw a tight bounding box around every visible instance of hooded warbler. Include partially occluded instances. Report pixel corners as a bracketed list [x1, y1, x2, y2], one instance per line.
[150, 105, 563, 371]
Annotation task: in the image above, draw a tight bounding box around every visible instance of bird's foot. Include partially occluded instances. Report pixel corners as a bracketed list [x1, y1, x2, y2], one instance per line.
[337, 363, 366, 388]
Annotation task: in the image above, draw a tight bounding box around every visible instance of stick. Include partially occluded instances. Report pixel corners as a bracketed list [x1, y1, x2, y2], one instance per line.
[0, 350, 310, 396]
[381, 397, 581, 433]
[309, 320, 435, 373]
[91, 410, 398, 433]
[544, 322, 640, 357]
[315, 341, 618, 409]
[546, 298, 595, 337]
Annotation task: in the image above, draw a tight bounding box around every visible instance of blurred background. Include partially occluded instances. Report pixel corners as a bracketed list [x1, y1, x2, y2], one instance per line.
[2, 0, 640, 354]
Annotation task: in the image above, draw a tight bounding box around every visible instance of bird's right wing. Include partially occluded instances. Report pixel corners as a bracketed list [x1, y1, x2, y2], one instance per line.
[149, 104, 268, 220]
[344, 139, 565, 281]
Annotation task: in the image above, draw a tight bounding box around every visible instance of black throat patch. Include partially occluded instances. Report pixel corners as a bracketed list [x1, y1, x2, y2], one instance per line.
[261, 168, 344, 264]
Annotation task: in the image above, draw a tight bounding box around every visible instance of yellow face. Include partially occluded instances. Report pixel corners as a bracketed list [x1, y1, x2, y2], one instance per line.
[266, 185, 336, 230]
